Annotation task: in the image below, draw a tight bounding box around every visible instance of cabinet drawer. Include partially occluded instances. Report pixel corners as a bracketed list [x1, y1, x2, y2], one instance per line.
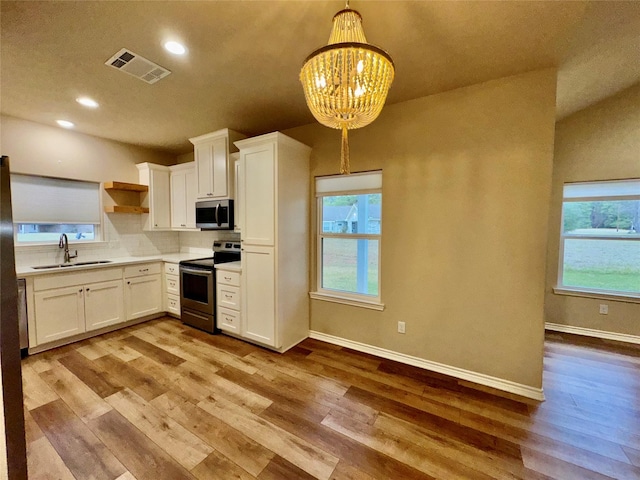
[217, 269, 240, 286]
[165, 273, 179, 295]
[218, 307, 239, 334]
[34, 267, 122, 292]
[124, 262, 161, 278]
[166, 293, 180, 316]
[164, 263, 179, 275]
[217, 284, 240, 310]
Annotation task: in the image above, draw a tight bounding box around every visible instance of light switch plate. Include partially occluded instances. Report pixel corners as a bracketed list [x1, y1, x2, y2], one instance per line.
[599, 304, 608, 315]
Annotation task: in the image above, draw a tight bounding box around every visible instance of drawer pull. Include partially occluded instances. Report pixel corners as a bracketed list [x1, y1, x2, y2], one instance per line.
[225, 294, 232, 298]
[224, 276, 232, 281]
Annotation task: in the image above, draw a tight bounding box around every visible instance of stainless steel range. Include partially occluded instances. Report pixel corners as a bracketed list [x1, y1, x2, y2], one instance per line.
[179, 241, 241, 333]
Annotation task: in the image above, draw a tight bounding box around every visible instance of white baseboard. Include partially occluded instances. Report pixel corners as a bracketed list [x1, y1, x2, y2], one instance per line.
[308, 331, 545, 402]
[545, 322, 640, 345]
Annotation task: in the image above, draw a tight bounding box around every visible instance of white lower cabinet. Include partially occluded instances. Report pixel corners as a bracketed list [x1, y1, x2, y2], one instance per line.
[34, 286, 85, 344]
[216, 266, 241, 335]
[241, 246, 275, 347]
[84, 280, 125, 331]
[124, 263, 162, 320]
[34, 279, 124, 344]
[163, 262, 181, 317]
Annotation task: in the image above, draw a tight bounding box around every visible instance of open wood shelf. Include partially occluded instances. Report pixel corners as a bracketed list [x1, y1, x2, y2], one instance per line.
[104, 205, 149, 214]
[104, 181, 149, 214]
[104, 181, 148, 192]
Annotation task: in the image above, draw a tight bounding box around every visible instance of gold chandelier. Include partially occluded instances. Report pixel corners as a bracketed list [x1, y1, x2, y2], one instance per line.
[300, 2, 394, 174]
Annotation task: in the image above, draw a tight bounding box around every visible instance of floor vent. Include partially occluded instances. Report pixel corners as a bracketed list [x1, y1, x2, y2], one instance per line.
[105, 48, 171, 84]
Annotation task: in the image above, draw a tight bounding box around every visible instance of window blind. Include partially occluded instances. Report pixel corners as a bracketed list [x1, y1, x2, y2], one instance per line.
[563, 179, 640, 199]
[316, 170, 382, 194]
[11, 174, 101, 224]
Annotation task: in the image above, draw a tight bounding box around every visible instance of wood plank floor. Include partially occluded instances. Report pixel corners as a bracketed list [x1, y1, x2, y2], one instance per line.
[21, 318, 640, 479]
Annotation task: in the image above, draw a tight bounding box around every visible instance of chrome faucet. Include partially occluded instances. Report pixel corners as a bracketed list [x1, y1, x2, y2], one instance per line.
[58, 234, 78, 263]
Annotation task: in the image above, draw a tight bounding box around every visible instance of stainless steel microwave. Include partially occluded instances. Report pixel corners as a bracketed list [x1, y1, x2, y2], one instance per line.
[195, 199, 234, 230]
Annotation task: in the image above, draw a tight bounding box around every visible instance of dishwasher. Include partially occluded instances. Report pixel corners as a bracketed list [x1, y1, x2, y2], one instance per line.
[17, 278, 28, 356]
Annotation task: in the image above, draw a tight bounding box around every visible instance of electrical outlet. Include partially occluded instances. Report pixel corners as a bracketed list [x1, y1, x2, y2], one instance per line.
[599, 304, 608, 315]
[397, 321, 406, 334]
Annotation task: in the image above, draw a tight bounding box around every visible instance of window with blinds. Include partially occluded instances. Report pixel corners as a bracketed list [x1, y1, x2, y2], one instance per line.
[313, 170, 383, 309]
[11, 174, 102, 244]
[558, 179, 640, 297]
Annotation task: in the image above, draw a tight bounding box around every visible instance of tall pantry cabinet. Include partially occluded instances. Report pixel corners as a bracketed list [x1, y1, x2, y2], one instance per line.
[235, 133, 311, 352]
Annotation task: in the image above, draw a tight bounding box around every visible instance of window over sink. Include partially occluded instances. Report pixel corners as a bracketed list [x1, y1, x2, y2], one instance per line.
[312, 171, 383, 310]
[11, 174, 102, 245]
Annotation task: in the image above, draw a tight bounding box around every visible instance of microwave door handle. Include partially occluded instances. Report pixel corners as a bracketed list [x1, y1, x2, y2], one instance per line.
[215, 203, 221, 226]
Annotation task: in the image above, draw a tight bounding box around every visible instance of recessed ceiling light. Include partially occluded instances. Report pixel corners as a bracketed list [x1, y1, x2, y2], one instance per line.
[164, 41, 186, 55]
[56, 120, 74, 128]
[76, 97, 99, 108]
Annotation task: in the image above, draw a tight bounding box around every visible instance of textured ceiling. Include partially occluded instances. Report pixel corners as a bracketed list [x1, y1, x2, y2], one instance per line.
[1, 1, 639, 155]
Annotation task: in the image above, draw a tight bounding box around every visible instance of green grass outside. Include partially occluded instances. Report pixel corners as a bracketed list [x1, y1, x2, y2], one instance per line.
[322, 265, 379, 295]
[563, 268, 640, 293]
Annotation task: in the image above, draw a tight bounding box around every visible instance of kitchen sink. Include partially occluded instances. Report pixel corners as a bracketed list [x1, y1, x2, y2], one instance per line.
[31, 260, 112, 270]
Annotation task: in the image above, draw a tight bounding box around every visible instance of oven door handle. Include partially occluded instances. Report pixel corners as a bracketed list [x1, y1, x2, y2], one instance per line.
[180, 267, 213, 276]
[215, 203, 221, 226]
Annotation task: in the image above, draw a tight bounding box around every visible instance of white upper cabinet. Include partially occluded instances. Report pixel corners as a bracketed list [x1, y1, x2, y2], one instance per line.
[189, 129, 246, 200]
[240, 141, 276, 246]
[170, 162, 197, 229]
[137, 163, 171, 230]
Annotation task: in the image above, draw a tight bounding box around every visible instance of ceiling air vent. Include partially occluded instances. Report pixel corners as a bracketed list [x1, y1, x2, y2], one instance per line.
[105, 48, 171, 84]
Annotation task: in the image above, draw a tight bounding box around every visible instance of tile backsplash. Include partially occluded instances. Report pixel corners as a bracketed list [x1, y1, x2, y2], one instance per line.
[14, 213, 238, 267]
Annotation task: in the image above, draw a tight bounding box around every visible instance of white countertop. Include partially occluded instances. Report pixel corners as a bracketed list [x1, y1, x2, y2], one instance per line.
[16, 252, 209, 277]
[215, 261, 242, 272]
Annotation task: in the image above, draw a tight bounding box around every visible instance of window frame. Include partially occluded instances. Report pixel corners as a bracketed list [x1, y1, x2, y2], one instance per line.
[556, 179, 640, 302]
[312, 173, 384, 310]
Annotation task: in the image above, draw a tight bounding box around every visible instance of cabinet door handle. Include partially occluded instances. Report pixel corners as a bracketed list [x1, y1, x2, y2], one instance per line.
[79, 289, 83, 293]
[86, 288, 90, 292]
[127, 281, 131, 285]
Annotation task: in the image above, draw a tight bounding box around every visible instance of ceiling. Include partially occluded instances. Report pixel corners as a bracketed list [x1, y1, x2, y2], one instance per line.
[2, 1, 639, 155]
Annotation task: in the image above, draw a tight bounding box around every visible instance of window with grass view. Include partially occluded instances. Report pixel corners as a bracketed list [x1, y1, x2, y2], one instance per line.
[559, 179, 640, 296]
[316, 171, 382, 303]
[11, 174, 101, 244]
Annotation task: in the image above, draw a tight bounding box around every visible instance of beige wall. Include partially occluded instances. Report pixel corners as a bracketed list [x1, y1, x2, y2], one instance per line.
[0, 115, 175, 182]
[545, 83, 640, 336]
[285, 68, 557, 389]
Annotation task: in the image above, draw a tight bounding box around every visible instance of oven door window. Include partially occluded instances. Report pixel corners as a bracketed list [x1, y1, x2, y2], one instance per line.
[182, 271, 210, 304]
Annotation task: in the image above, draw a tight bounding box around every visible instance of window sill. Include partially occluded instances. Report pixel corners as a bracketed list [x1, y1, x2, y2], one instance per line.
[309, 291, 385, 311]
[553, 287, 640, 304]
